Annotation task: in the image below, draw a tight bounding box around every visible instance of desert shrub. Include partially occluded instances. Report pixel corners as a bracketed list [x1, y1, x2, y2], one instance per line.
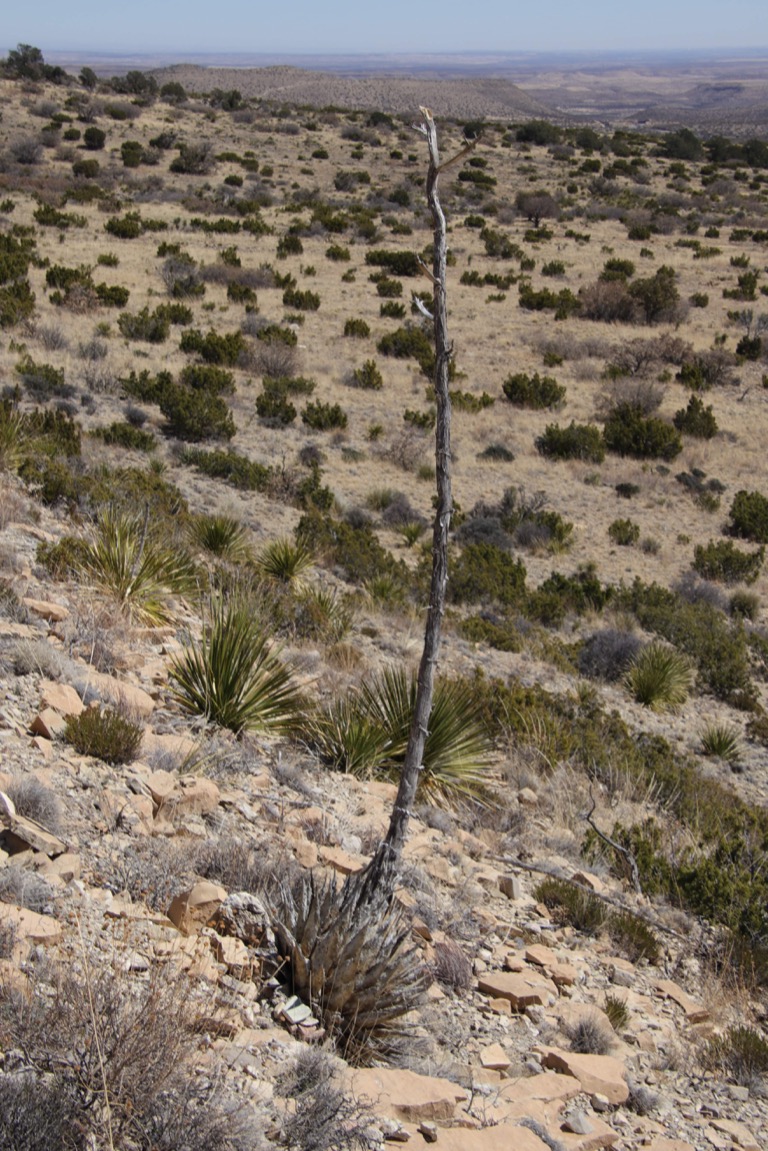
[91, 422, 156, 451]
[256, 387, 297, 426]
[603, 403, 682, 460]
[607, 912, 661, 964]
[104, 212, 143, 239]
[579, 630, 643, 681]
[160, 383, 235, 442]
[349, 360, 383, 390]
[179, 446, 270, 491]
[693, 540, 765, 585]
[730, 590, 760, 621]
[673, 394, 718, 438]
[534, 877, 607, 934]
[608, 518, 640, 546]
[375, 276, 402, 298]
[118, 306, 170, 343]
[626, 641, 693, 710]
[326, 243, 350, 261]
[170, 597, 301, 735]
[344, 317, 370, 338]
[83, 125, 106, 150]
[527, 564, 612, 625]
[704, 1026, 768, 1087]
[365, 249, 421, 276]
[449, 542, 526, 607]
[380, 300, 405, 318]
[302, 401, 348, 431]
[297, 510, 408, 592]
[536, 421, 605, 463]
[677, 349, 736, 390]
[283, 286, 321, 311]
[377, 323, 435, 377]
[519, 282, 581, 318]
[601, 257, 636, 282]
[180, 327, 245, 365]
[729, 490, 768, 543]
[15, 356, 74, 402]
[0, 959, 251, 1150]
[95, 283, 130, 307]
[275, 232, 303, 258]
[502, 371, 565, 409]
[64, 706, 143, 764]
[478, 443, 514, 462]
[169, 141, 214, 174]
[177, 364, 233, 396]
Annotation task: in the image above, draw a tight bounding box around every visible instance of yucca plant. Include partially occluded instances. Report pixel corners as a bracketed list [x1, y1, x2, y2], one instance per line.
[169, 597, 302, 735]
[302, 667, 493, 806]
[80, 508, 197, 626]
[625, 642, 693, 711]
[0, 406, 26, 473]
[270, 870, 429, 1066]
[188, 513, 252, 563]
[700, 722, 743, 767]
[256, 537, 314, 588]
[294, 584, 354, 643]
[300, 698, 391, 776]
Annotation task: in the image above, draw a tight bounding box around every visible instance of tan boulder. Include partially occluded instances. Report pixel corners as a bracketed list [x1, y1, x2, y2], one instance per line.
[477, 970, 558, 1010]
[22, 597, 68, 622]
[317, 845, 364, 875]
[0, 904, 62, 944]
[419, 1126, 550, 1151]
[646, 1141, 696, 1151]
[163, 776, 220, 818]
[537, 1046, 629, 1105]
[526, 944, 558, 968]
[349, 1067, 466, 1124]
[709, 1118, 761, 1151]
[167, 881, 227, 935]
[86, 671, 155, 718]
[479, 1043, 511, 1072]
[654, 979, 709, 1024]
[39, 680, 84, 717]
[30, 708, 67, 740]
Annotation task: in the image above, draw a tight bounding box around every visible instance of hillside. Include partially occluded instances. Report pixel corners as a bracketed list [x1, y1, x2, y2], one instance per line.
[0, 58, 768, 1150]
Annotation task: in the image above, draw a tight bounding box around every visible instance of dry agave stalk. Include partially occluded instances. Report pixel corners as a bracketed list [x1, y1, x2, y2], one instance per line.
[270, 869, 429, 1065]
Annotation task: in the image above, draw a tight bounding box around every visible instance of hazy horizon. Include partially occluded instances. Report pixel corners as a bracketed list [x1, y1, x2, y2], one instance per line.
[3, 0, 767, 58]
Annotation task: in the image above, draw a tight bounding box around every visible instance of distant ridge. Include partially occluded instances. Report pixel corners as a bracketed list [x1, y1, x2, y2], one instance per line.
[147, 64, 552, 119]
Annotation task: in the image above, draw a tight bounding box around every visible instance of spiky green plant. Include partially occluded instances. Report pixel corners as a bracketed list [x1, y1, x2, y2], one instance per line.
[188, 513, 252, 562]
[80, 508, 197, 625]
[705, 1025, 768, 1087]
[294, 585, 354, 642]
[301, 698, 391, 776]
[270, 870, 428, 1066]
[256, 537, 314, 587]
[0, 406, 25, 473]
[169, 597, 301, 735]
[626, 642, 693, 711]
[302, 667, 493, 806]
[700, 722, 743, 766]
[604, 993, 630, 1032]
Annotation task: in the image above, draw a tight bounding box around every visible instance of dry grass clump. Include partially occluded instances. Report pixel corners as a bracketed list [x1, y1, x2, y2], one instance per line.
[276, 1048, 378, 1151]
[565, 1011, 614, 1055]
[0, 959, 256, 1150]
[5, 773, 62, 832]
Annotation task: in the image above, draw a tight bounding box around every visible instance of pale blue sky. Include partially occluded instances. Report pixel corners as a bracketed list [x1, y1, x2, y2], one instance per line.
[3, 0, 767, 56]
